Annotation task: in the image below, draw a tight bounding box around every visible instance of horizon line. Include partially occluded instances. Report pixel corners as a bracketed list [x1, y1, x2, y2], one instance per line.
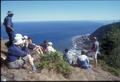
[1, 19, 120, 24]
[1, 19, 120, 23]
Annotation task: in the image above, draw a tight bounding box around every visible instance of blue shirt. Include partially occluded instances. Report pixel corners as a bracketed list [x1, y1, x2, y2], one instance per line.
[7, 44, 28, 62]
[4, 16, 13, 28]
[40, 43, 48, 49]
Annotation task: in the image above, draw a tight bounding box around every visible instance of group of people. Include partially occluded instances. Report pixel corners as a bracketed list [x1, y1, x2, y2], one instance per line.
[3, 11, 56, 72]
[64, 36, 100, 69]
[3, 11, 100, 72]
[6, 33, 56, 72]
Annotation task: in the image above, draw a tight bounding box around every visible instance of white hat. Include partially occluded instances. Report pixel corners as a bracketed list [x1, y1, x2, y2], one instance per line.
[48, 42, 53, 46]
[14, 33, 25, 45]
[23, 35, 28, 39]
[14, 38, 25, 45]
[7, 11, 13, 15]
[15, 33, 23, 39]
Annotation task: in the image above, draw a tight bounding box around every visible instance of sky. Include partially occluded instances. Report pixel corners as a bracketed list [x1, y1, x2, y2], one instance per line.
[1, 1, 120, 22]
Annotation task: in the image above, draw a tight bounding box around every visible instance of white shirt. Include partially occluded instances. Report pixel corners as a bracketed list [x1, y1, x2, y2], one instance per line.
[77, 55, 88, 61]
[47, 46, 56, 53]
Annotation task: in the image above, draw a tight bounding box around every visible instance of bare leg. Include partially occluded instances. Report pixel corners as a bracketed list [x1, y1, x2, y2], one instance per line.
[38, 47, 43, 55]
[28, 55, 34, 66]
[93, 52, 98, 68]
[93, 58, 97, 68]
[27, 55, 37, 72]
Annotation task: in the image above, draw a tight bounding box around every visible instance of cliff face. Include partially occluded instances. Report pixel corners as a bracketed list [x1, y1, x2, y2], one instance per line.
[90, 22, 120, 41]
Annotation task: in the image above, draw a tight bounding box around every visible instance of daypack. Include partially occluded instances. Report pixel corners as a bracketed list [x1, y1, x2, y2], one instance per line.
[3, 17, 7, 26]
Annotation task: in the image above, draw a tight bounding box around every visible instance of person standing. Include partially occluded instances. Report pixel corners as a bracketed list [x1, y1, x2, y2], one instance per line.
[91, 37, 100, 68]
[3, 11, 14, 46]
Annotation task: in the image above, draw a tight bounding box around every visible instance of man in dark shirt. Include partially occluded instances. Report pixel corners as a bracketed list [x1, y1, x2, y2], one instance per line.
[39, 40, 48, 52]
[3, 11, 14, 46]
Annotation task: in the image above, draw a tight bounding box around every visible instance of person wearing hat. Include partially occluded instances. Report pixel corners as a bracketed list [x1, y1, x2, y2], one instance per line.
[90, 37, 100, 68]
[6, 34, 37, 72]
[47, 42, 56, 53]
[3, 11, 14, 46]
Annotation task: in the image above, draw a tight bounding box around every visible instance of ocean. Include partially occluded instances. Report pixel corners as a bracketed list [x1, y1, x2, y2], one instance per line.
[1, 21, 106, 51]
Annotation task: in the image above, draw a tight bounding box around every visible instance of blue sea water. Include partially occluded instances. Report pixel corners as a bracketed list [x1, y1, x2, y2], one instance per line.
[1, 21, 105, 51]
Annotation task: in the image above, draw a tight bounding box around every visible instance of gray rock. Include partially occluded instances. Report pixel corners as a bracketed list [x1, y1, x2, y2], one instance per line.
[1, 76, 7, 81]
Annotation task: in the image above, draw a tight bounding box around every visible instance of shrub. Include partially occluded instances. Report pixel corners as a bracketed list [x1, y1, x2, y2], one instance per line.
[98, 60, 120, 76]
[56, 59, 72, 78]
[101, 25, 120, 69]
[35, 51, 72, 78]
[98, 22, 120, 76]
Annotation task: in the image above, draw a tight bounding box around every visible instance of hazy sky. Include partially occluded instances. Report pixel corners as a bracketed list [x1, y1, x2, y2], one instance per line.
[1, 1, 120, 22]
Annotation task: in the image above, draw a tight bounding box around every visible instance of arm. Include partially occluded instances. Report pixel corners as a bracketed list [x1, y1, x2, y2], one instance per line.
[91, 43, 97, 52]
[28, 43, 36, 49]
[7, 17, 14, 31]
[86, 57, 89, 64]
[8, 46, 27, 57]
[22, 46, 30, 54]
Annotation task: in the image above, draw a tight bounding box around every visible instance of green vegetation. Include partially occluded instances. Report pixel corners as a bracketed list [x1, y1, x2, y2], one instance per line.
[98, 22, 120, 76]
[35, 51, 72, 78]
[98, 59, 120, 76]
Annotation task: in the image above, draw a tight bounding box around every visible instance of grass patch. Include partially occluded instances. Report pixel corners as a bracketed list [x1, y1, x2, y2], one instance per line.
[98, 59, 120, 77]
[35, 51, 72, 78]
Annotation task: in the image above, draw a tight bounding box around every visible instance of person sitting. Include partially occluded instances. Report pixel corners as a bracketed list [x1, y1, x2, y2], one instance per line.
[39, 40, 48, 53]
[64, 48, 74, 65]
[47, 42, 56, 53]
[6, 34, 37, 72]
[26, 37, 43, 55]
[77, 50, 91, 69]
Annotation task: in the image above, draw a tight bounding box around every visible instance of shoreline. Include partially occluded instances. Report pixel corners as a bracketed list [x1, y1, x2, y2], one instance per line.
[71, 33, 91, 49]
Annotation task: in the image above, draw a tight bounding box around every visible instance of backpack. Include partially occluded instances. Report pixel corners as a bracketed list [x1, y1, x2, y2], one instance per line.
[3, 17, 7, 26]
